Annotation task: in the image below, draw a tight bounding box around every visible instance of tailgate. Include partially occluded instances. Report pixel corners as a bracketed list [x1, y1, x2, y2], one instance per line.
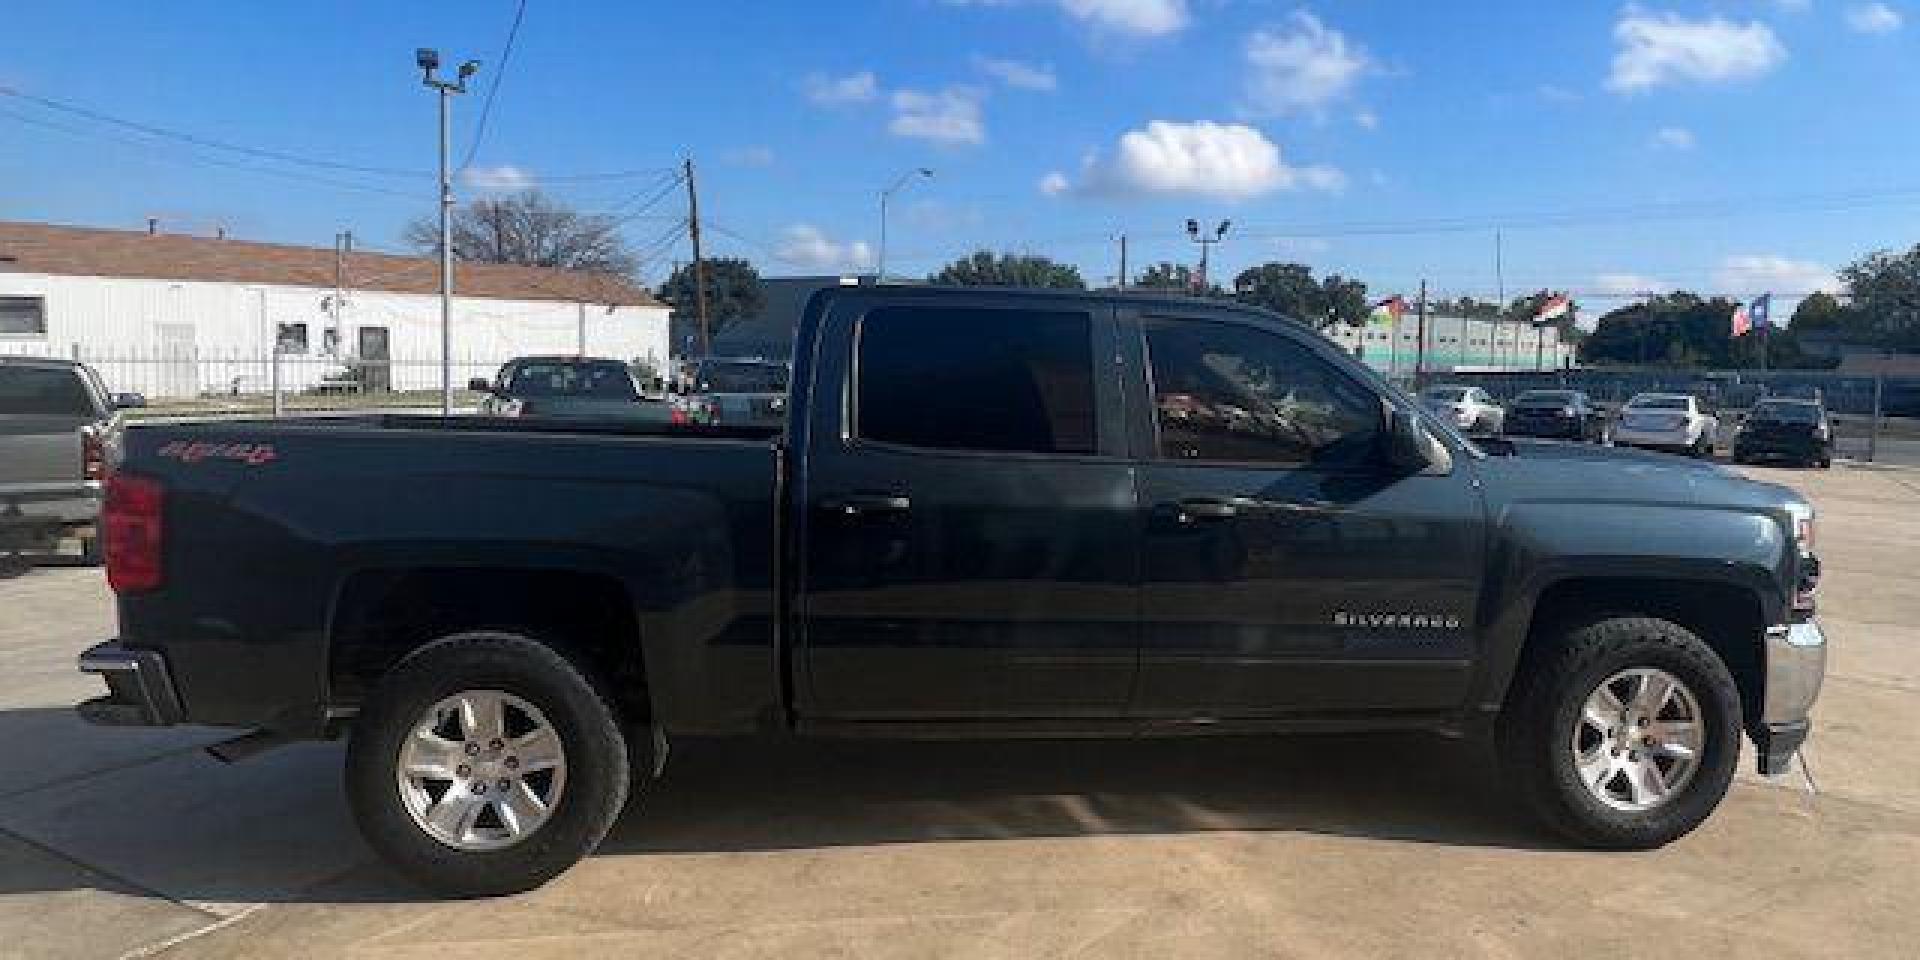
[0, 415, 86, 492]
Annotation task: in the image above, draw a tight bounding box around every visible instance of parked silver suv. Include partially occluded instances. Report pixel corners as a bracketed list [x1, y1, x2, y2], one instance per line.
[0, 357, 143, 560]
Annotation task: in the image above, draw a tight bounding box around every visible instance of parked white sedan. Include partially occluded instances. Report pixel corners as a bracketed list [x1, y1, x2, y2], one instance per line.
[1418, 385, 1505, 433]
[1613, 393, 1719, 458]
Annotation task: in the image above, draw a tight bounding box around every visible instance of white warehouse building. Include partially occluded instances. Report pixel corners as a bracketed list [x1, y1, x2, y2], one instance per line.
[0, 221, 669, 399]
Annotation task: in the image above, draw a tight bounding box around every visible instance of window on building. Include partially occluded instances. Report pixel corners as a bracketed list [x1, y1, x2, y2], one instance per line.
[275, 322, 309, 354]
[857, 306, 1096, 455]
[0, 296, 47, 337]
[1144, 317, 1382, 468]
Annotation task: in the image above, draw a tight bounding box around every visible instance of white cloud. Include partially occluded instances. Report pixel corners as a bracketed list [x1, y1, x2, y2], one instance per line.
[1244, 11, 1376, 116]
[1354, 109, 1379, 130]
[461, 164, 534, 192]
[774, 225, 875, 272]
[1714, 254, 1841, 295]
[975, 55, 1057, 91]
[889, 87, 986, 145]
[1059, 0, 1187, 37]
[1607, 12, 1786, 92]
[804, 71, 879, 105]
[1846, 3, 1903, 33]
[1044, 120, 1345, 201]
[1595, 272, 1673, 295]
[1651, 125, 1696, 149]
[722, 145, 776, 167]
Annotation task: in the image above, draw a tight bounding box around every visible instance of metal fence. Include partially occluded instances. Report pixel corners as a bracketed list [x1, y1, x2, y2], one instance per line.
[1420, 367, 1920, 464]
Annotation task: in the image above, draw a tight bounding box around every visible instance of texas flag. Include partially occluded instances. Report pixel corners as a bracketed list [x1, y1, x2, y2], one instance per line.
[1749, 293, 1774, 330]
[1532, 294, 1572, 325]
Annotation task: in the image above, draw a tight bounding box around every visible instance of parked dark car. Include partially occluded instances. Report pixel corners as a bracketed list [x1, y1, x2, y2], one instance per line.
[1502, 389, 1607, 442]
[673, 357, 789, 428]
[470, 356, 672, 422]
[1733, 398, 1833, 468]
[0, 356, 143, 560]
[79, 286, 1824, 896]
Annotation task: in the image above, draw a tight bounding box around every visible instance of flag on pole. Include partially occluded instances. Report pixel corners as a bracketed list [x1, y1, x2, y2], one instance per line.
[1749, 293, 1773, 330]
[1532, 294, 1571, 325]
[1369, 295, 1406, 326]
[1731, 303, 1752, 337]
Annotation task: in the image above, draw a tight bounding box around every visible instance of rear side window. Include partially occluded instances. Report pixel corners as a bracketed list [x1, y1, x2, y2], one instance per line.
[1144, 317, 1381, 467]
[0, 366, 95, 416]
[857, 306, 1096, 455]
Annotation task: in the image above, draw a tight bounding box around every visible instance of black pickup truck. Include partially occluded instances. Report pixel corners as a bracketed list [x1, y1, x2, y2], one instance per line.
[78, 286, 1825, 896]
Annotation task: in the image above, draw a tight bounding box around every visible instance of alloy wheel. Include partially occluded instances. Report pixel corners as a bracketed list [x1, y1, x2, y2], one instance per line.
[1570, 668, 1705, 812]
[396, 689, 568, 851]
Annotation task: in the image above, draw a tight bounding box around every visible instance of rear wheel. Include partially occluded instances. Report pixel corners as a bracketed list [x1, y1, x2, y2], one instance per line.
[1498, 616, 1741, 849]
[346, 631, 630, 896]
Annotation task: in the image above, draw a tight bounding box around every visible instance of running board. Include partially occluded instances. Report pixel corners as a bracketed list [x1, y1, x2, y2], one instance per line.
[204, 729, 296, 764]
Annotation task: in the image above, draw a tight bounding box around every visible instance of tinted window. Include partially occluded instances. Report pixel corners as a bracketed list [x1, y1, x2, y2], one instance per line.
[1630, 396, 1690, 410]
[1754, 402, 1820, 423]
[1514, 390, 1577, 406]
[857, 306, 1096, 455]
[1423, 387, 1467, 401]
[1144, 318, 1381, 467]
[507, 361, 638, 399]
[696, 362, 788, 393]
[0, 366, 95, 416]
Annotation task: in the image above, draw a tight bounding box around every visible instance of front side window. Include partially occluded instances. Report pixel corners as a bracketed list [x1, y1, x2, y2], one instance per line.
[1144, 317, 1381, 467]
[857, 306, 1095, 455]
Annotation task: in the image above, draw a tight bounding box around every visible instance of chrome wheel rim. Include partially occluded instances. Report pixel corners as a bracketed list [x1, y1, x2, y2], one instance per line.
[397, 690, 568, 851]
[1571, 668, 1704, 812]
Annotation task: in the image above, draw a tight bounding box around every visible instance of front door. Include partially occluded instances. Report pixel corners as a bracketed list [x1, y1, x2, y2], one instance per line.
[796, 296, 1139, 720]
[357, 326, 391, 392]
[1128, 311, 1486, 719]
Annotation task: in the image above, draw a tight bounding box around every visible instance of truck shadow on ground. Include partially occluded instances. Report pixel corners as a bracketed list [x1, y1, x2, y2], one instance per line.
[0, 715, 1550, 907]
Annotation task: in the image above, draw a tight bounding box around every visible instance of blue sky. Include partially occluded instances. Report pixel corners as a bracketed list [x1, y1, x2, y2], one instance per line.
[4, 0, 1918, 317]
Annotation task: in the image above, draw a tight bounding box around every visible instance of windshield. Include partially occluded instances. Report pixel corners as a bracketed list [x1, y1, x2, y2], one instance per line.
[1753, 402, 1821, 423]
[1629, 396, 1690, 410]
[1422, 387, 1468, 402]
[0, 366, 95, 417]
[506, 361, 638, 399]
[1514, 391, 1577, 406]
[695, 362, 789, 394]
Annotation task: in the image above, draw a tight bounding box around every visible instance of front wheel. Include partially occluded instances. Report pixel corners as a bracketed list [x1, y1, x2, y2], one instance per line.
[1498, 616, 1741, 849]
[346, 631, 631, 896]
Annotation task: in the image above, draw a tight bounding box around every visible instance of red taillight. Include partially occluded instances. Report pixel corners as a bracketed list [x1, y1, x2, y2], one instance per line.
[669, 407, 688, 425]
[81, 430, 105, 481]
[104, 472, 164, 593]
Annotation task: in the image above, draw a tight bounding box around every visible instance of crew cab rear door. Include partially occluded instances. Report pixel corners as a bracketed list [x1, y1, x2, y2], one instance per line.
[1123, 308, 1485, 719]
[792, 291, 1139, 721]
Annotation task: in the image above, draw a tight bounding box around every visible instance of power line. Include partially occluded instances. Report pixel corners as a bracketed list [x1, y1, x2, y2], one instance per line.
[459, 0, 529, 171]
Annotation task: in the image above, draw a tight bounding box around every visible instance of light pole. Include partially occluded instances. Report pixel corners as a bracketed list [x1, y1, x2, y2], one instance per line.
[417, 48, 478, 415]
[878, 167, 932, 282]
[1186, 218, 1230, 293]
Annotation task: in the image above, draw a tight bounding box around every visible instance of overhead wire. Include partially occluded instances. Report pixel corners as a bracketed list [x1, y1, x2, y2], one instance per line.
[458, 0, 529, 171]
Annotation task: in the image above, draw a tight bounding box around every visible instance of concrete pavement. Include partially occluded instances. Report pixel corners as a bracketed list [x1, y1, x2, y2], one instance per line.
[1, 462, 1916, 958]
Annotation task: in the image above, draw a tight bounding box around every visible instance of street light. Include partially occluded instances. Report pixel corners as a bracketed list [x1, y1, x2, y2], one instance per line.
[418, 48, 479, 414]
[1185, 218, 1230, 293]
[878, 167, 933, 282]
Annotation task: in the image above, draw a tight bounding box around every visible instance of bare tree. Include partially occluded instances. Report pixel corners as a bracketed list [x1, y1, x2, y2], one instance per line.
[404, 189, 638, 277]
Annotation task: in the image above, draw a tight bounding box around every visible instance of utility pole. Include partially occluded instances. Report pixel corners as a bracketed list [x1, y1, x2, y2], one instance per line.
[684, 158, 711, 357]
[1495, 230, 1506, 371]
[418, 48, 477, 415]
[1413, 280, 1429, 387]
[1117, 234, 1129, 291]
[878, 167, 933, 283]
[1186, 218, 1230, 293]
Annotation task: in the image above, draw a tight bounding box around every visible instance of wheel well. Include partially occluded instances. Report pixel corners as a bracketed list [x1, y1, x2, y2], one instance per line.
[1519, 578, 1764, 727]
[329, 567, 648, 722]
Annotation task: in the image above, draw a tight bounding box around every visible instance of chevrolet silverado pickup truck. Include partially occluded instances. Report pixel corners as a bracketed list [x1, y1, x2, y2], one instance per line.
[0, 356, 143, 560]
[76, 286, 1826, 896]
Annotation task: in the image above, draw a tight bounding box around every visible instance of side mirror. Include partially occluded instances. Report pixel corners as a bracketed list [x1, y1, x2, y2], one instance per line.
[110, 392, 147, 410]
[1384, 406, 1450, 474]
[466, 378, 493, 393]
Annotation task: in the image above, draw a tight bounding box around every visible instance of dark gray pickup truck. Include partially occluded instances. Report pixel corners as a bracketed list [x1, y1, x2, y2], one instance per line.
[77, 286, 1824, 896]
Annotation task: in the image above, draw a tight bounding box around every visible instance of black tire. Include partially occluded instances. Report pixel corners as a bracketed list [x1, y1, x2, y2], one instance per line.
[1498, 616, 1741, 850]
[346, 631, 630, 896]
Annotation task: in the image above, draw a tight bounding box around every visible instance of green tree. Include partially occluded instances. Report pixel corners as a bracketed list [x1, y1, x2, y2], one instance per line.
[1133, 261, 1224, 295]
[657, 257, 766, 344]
[930, 250, 1086, 289]
[1789, 291, 1846, 333]
[1580, 293, 1739, 367]
[1230, 262, 1370, 328]
[1839, 245, 1920, 350]
[1431, 296, 1501, 320]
